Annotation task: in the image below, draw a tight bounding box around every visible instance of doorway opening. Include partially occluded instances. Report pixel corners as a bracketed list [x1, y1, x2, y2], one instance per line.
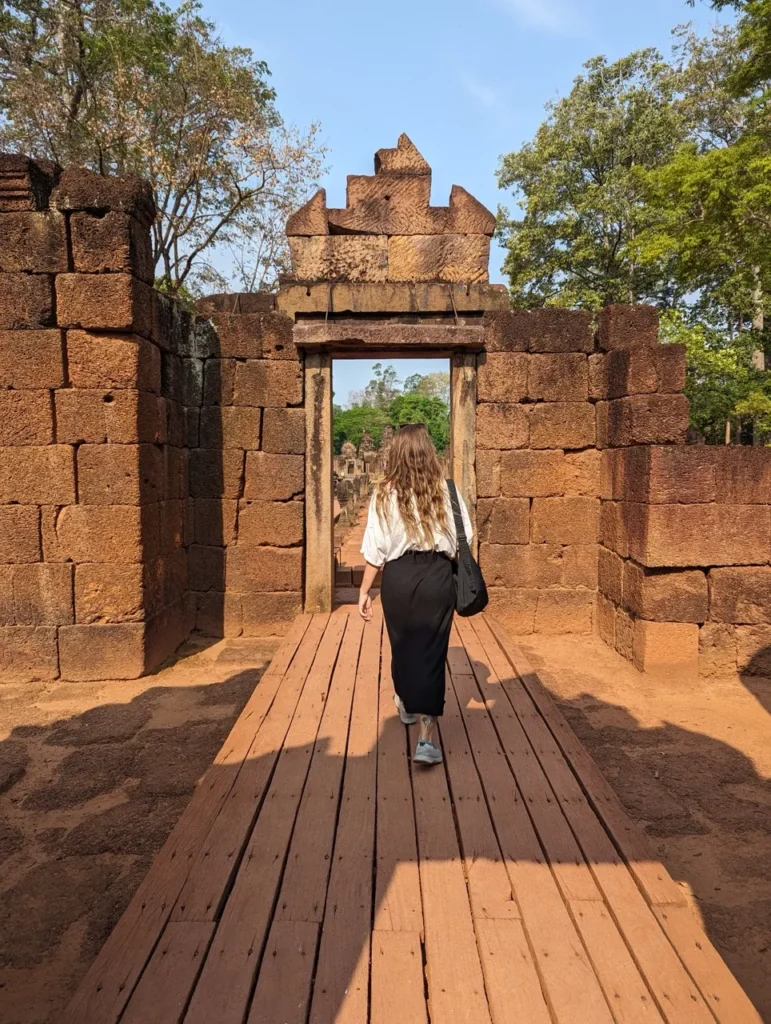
[332, 357, 452, 606]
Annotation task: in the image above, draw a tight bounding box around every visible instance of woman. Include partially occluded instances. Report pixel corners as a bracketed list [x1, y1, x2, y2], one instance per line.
[358, 424, 473, 766]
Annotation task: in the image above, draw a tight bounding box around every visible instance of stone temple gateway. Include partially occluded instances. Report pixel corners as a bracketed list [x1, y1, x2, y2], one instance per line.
[1, 136, 770, 683]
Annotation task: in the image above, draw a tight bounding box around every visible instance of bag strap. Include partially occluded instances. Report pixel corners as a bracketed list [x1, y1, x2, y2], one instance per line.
[445, 479, 468, 548]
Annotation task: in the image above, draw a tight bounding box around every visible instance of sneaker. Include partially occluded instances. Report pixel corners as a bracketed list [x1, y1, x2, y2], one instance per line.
[393, 693, 417, 725]
[414, 740, 443, 766]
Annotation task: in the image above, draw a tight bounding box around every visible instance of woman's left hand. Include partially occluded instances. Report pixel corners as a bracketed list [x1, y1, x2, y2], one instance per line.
[358, 590, 373, 621]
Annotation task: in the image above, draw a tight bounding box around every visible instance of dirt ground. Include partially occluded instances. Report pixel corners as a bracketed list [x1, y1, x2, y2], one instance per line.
[0, 635, 279, 1024]
[517, 632, 771, 1020]
[1, 627, 769, 1022]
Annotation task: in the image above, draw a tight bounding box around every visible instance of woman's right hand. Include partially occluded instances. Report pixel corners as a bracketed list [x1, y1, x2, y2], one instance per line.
[358, 590, 373, 621]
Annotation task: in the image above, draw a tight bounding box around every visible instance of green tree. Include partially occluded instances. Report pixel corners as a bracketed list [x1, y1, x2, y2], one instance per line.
[349, 363, 402, 409]
[497, 50, 688, 311]
[333, 406, 390, 454]
[388, 394, 450, 453]
[403, 370, 450, 405]
[0, 0, 324, 295]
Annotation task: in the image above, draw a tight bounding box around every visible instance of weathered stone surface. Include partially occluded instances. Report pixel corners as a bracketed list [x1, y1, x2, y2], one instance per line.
[55, 391, 165, 445]
[709, 567, 771, 624]
[346, 170, 431, 208]
[234, 359, 303, 407]
[500, 449, 564, 497]
[529, 402, 595, 450]
[0, 273, 54, 329]
[0, 329, 63, 388]
[624, 563, 708, 623]
[0, 564, 73, 626]
[195, 292, 276, 316]
[599, 500, 637, 559]
[597, 395, 690, 447]
[0, 154, 60, 212]
[589, 345, 685, 399]
[632, 619, 698, 677]
[698, 622, 737, 678]
[237, 500, 304, 546]
[0, 212, 68, 272]
[531, 496, 600, 544]
[0, 446, 75, 504]
[227, 546, 302, 592]
[70, 211, 154, 282]
[193, 498, 238, 547]
[52, 505, 148, 563]
[241, 593, 302, 636]
[476, 449, 501, 497]
[484, 309, 594, 353]
[58, 623, 146, 680]
[56, 274, 153, 335]
[596, 593, 616, 647]
[534, 591, 594, 634]
[486, 587, 538, 634]
[0, 506, 40, 562]
[615, 606, 635, 661]
[628, 446, 716, 504]
[631, 504, 771, 568]
[714, 447, 771, 504]
[598, 547, 624, 605]
[244, 452, 304, 500]
[188, 545, 225, 592]
[387, 235, 489, 283]
[476, 498, 530, 544]
[196, 592, 243, 638]
[479, 542, 595, 589]
[326, 185, 495, 237]
[597, 304, 658, 350]
[199, 407, 261, 450]
[477, 353, 527, 403]
[77, 444, 164, 505]
[482, 310, 529, 353]
[208, 313, 263, 358]
[261, 407, 305, 454]
[261, 313, 295, 359]
[563, 450, 601, 496]
[374, 134, 431, 175]
[476, 403, 529, 449]
[66, 330, 160, 392]
[278, 281, 508, 317]
[290, 235, 388, 282]
[0, 391, 54, 445]
[285, 188, 329, 236]
[735, 625, 771, 675]
[203, 358, 235, 405]
[0, 626, 58, 680]
[52, 166, 156, 226]
[188, 448, 245, 498]
[160, 353, 203, 407]
[293, 321, 482, 353]
[527, 353, 588, 401]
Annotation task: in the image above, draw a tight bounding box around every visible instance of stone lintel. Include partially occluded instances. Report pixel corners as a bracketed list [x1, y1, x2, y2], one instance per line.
[277, 281, 509, 318]
[293, 321, 484, 353]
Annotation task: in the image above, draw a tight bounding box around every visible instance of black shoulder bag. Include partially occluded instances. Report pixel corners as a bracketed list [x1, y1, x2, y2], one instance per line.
[446, 479, 488, 617]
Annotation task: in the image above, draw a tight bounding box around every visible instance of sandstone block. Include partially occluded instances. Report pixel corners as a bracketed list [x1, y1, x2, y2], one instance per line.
[476, 449, 501, 497]
[0, 391, 54, 445]
[0, 329, 63, 388]
[74, 564, 143, 624]
[0, 273, 54, 328]
[589, 345, 684, 399]
[560, 545, 599, 589]
[285, 188, 328, 236]
[485, 587, 538, 634]
[614, 607, 635, 662]
[531, 496, 599, 544]
[208, 313, 263, 358]
[655, 344, 687, 393]
[197, 293, 278, 316]
[244, 452, 304, 501]
[500, 449, 564, 497]
[598, 547, 624, 605]
[632, 619, 698, 677]
[195, 592, 243, 638]
[58, 623, 146, 680]
[635, 504, 771, 568]
[238, 500, 304, 547]
[523, 309, 593, 353]
[477, 352, 527, 403]
[290, 235, 388, 282]
[189, 448, 245, 498]
[375, 135, 431, 174]
[529, 402, 595, 450]
[628, 446, 716, 504]
[534, 591, 594, 634]
[597, 304, 658, 350]
[66, 330, 161, 393]
[70, 211, 154, 282]
[480, 543, 566, 588]
[203, 358, 235, 405]
[161, 353, 203, 407]
[0, 564, 73, 626]
[714, 447, 771, 504]
[159, 498, 185, 554]
[624, 563, 708, 622]
[199, 406, 262, 450]
[261, 313, 295, 360]
[563, 450, 601, 496]
[527, 353, 588, 401]
[735, 625, 771, 675]
[0, 446, 75, 504]
[0, 155, 59, 213]
[227, 546, 302, 592]
[698, 623, 737, 679]
[476, 404, 528, 450]
[144, 598, 193, 669]
[709, 567, 771, 624]
[261, 407, 306, 454]
[0, 506, 40, 562]
[55, 390, 165, 445]
[52, 505, 148, 563]
[596, 593, 616, 647]
[56, 274, 153, 336]
[597, 395, 690, 447]
[476, 497, 530, 544]
[241, 592, 302, 636]
[77, 444, 164, 505]
[234, 359, 303, 407]
[346, 170, 430, 207]
[52, 166, 155, 224]
[0, 626, 58, 680]
[387, 235, 489, 283]
[194, 498, 238, 546]
[0, 211, 68, 272]
[482, 311, 529, 352]
[188, 545, 225, 593]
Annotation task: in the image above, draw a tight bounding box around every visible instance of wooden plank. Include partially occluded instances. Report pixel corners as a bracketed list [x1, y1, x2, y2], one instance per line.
[447, 663, 616, 1024]
[373, 624, 423, 935]
[453, 618, 601, 904]
[474, 919, 552, 1024]
[121, 923, 214, 1024]
[371, 932, 428, 1024]
[569, 901, 665, 1024]
[653, 906, 764, 1024]
[308, 612, 383, 1024]
[485, 616, 687, 908]
[305, 352, 334, 613]
[185, 611, 349, 1024]
[60, 615, 314, 1024]
[172, 613, 332, 922]
[246, 921, 319, 1024]
[451, 352, 477, 556]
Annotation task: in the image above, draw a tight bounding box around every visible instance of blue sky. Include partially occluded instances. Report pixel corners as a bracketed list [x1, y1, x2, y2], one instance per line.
[209, 0, 729, 402]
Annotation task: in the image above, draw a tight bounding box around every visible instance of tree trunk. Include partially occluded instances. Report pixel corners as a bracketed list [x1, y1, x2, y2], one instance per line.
[751, 267, 765, 372]
[725, 419, 731, 445]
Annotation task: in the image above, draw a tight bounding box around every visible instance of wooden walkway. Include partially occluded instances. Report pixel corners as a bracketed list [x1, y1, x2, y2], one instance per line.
[62, 606, 761, 1024]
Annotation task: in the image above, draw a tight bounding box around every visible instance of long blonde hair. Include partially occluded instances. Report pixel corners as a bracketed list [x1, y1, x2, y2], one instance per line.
[375, 424, 449, 545]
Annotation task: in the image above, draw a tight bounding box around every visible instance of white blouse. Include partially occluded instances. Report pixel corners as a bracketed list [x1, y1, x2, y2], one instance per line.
[361, 482, 474, 568]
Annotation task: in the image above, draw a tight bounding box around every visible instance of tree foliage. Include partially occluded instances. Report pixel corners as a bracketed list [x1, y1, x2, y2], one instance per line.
[0, 0, 325, 295]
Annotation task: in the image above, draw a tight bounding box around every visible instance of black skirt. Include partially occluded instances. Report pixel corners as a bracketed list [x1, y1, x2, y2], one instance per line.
[380, 550, 455, 718]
